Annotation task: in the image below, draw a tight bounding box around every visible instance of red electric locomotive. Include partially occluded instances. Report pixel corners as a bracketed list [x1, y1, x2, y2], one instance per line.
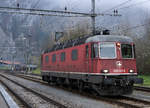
[41, 35, 143, 96]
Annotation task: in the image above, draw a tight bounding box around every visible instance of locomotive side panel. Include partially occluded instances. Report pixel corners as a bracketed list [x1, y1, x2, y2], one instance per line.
[42, 43, 90, 73]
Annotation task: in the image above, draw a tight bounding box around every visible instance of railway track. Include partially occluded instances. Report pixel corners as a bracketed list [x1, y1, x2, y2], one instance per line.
[12, 72, 150, 93]
[0, 73, 67, 108]
[3, 71, 150, 108]
[0, 80, 30, 108]
[134, 86, 150, 92]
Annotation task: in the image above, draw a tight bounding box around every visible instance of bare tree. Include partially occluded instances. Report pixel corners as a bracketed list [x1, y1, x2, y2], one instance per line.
[59, 20, 91, 43]
[134, 16, 150, 74]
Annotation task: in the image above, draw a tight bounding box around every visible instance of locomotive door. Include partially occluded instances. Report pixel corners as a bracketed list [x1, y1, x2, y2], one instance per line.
[90, 43, 98, 73]
[85, 43, 98, 73]
[85, 45, 90, 72]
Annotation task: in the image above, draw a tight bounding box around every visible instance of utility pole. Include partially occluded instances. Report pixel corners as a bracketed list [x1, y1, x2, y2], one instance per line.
[91, 0, 96, 35]
[11, 55, 14, 71]
[0, 1, 121, 35]
[27, 34, 32, 73]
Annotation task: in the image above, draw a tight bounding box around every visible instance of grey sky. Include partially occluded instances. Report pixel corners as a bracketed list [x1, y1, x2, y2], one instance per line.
[42, 0, 150, 13]
[1, 0, 150, 13]
[0, 0, 149, 31]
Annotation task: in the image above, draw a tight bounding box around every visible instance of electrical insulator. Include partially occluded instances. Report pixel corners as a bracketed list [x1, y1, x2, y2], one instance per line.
[17, 3, 19, 8]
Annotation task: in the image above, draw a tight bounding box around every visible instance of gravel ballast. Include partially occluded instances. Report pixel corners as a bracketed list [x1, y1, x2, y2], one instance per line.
[0, 75, 59, 108]
[0, 73, 120, 108]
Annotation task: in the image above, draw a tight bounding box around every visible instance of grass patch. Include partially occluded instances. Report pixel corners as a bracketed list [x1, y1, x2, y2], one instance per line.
[138, 75, 150, 86]
[0, 66, 10, 70]
[32, 68, 41, 75]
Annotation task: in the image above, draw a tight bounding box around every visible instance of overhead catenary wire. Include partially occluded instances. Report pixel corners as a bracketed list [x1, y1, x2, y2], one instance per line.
[122, 23, 150, 31]
[102, 0, 133, 13]
[0, 6, 91, 16]
[0, 6, 121, 17]
[98, 0, 150, 28]
[109, 22, 150, 32]
[0, 2, 121, 38]
[32, 0, 41, 8]
[0, 10, 89, 17]
[65, 0, 79, 10]
[118, 0, 150, 10]
[97, 0, 150, 31]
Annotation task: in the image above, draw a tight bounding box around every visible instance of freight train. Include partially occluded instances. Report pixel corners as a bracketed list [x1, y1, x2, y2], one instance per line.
[41, 35, 143, 96]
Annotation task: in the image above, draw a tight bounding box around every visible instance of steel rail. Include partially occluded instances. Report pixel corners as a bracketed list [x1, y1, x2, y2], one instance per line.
[5, 72, 150, 108]
[134, 86, 150, 92]
[0, 73, 67, 108]
[0, 80, 31, 108]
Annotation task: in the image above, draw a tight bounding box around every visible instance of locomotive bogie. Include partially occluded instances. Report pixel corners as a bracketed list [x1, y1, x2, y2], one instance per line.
[41, 71, 140, 95]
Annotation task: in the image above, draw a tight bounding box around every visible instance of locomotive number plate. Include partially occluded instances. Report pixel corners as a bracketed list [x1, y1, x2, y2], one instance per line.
[113, 69, 125, 73]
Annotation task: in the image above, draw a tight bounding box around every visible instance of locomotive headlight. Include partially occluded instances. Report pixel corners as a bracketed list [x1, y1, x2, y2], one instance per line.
[102, 69, 109, 73]
[129, 69, 134, 73]
[116, 43, 121, 47]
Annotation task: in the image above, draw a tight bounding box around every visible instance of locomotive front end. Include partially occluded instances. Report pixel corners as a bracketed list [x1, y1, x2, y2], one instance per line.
[86, 35, 143, 95]
[99, 42, 137, 74]
[98, 41, 143, 95]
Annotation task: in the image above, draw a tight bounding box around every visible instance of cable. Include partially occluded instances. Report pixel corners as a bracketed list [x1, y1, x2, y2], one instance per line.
[32, 0, 41, 8]
[0, 11, 89, 17]
[122, 23, 150, 31]
[0, 6, 91, 16]
[96, 13, 121, 16]
[118, 0, 150, 10]
[109, 22, 150, 32]
[96, 20, 150, 33]
[100, 0, 150, 31]
[66, 0, 79, 10]
[0, 6, 121, 17]
[102, 0, 133, 13]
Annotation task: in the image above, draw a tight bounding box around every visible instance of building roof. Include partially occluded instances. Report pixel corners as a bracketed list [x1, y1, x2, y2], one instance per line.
[0, 60, 20, 65]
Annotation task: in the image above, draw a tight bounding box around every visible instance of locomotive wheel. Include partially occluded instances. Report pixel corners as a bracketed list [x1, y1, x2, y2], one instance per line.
[78, 81, 84, 93]
[47, 76, 53, 85]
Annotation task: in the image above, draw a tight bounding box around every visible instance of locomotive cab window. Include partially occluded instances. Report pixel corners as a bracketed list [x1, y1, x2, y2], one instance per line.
[52, 54, 56, 62]
[61, 52, 66, 61]
[99, 43, 116, 59]
[45, 55, 49, 63]
[71, 49, 78, 60]
[121, 44, 133, 58]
